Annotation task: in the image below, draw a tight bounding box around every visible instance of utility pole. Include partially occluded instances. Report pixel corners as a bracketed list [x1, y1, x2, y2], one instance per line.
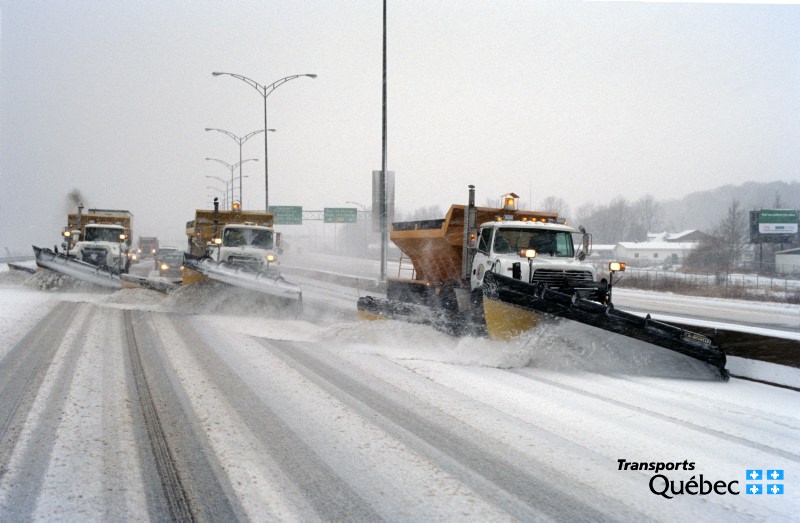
[380, 0, 388, 281]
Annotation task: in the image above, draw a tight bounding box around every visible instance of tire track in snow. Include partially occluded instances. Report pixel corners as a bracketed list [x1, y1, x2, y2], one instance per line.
[124, 310, 243, 522]
[0, 302, 89, 519]
[261, 338, 645, 522]
[124, 309, 194, 521]
[165, 314, 383, 522]
[512, 370, 800, 463]
[0, 301, 78, 479]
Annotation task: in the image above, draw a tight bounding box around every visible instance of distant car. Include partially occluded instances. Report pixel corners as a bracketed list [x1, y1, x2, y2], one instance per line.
[158, 252, 184, 279]
[154, 247, 182, 270]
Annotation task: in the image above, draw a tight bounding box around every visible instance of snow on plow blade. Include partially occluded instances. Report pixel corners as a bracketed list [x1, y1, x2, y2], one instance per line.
[121, 274, 180, 294]
[357, 295, 475, 336]
[33, 246, 122, 289]
[482, 271, 730, 381]
[182, 257, 302, 302]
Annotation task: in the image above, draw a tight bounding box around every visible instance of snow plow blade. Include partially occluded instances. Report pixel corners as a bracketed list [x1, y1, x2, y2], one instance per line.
[182, 256, 302, 302]
[8, 263, 36, 274]
[482, 271, 729, 381]
[121, 274, 180, 294]
[33, 246, 122, 289]
[357, 295, 475, 336]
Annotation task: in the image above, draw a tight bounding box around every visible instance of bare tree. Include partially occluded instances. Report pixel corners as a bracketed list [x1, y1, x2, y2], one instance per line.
[539, 196, 570, 218]
[575, 197, 630, 244]
[685, 198, 747, 272]
[773, 190, 785, 209]
[716, 198, 748, 269]
[628, 195, 662, 242]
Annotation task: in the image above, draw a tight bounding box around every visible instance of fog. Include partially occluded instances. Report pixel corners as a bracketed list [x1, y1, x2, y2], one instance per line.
[1, 0, 799, 254]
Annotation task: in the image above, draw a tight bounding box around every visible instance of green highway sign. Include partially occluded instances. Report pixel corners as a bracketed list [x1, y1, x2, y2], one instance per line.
[324, 207, 358, 224]
[268, 205, 303, 225]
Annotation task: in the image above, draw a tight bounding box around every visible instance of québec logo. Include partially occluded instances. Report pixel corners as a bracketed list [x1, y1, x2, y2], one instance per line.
[745, 469, 785, 495]
[618, 460, 787, 499]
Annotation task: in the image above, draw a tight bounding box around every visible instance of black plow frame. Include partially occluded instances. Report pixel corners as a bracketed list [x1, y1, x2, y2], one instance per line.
[483, 271, 729, 381]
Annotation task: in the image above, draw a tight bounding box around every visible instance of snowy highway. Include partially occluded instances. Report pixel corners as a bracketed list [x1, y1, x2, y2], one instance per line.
[0, 260, 798, 521]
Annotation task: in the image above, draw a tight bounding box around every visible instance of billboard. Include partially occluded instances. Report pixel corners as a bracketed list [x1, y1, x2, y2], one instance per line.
[758, 209, 798, 234]
[750, 209, 800, 244]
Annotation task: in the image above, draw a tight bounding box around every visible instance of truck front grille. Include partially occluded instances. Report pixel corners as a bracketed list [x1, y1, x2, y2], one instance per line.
[227, 255, 261, 271]
[532, 269, 594, 287]
[82, 248, 107, 266]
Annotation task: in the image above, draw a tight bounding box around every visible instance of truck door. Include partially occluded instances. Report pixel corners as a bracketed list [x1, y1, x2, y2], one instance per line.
[470, 227, 493, 290]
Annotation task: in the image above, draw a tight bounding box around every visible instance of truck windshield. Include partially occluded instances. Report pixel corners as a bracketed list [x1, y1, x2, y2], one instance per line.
[223, 228, 274, 249]
[84, 227, 124, 242]
[492, 228, 574, 257]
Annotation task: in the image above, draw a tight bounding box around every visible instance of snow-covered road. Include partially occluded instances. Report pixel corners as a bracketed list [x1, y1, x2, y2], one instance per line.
[0, 264, 798, 520]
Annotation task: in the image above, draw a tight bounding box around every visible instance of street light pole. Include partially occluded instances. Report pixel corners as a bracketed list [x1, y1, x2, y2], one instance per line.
[205, 157, 258, 209]
[205, 128, 274, 208]
[379, 0, 389, 281]
[206, 185, 227, 210]
[212, 71, 317, 210]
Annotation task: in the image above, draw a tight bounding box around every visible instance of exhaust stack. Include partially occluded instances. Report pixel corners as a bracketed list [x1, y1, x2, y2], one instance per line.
[461, 184, 477, 282]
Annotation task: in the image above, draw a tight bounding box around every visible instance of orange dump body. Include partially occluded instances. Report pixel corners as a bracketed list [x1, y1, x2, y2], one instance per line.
[390, 205, 558, 284]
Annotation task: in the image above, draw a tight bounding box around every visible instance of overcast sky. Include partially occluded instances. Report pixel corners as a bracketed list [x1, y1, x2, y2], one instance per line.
[1, 0, 799, 252]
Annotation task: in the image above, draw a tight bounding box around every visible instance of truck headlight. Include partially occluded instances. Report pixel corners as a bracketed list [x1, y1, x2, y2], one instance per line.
[266, 254, 277, 263]
[161, 263, 169, 270]
[609, 261, 626, 272]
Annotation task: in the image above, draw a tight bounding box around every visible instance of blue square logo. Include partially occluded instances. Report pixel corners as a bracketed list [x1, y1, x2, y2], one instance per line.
[745, 484, 763, 495]
[746, 469, 762, 481]
[766, 470, 784, 481]
[766, 484, 784, 495]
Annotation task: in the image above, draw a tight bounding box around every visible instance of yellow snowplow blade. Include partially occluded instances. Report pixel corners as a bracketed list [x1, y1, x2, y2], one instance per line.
[357, 308, 389, 322]
[482, 295, 540, 340]
[182, 267, 208, 285]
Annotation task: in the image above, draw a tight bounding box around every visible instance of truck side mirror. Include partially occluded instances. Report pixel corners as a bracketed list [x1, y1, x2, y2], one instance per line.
[577, 226, 592, 259]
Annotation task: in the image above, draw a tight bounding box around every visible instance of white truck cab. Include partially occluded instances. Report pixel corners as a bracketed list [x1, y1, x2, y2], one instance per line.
[69, 224, 131, 272]
[209, 223, 280, 272]
[470, 220, 596, 291]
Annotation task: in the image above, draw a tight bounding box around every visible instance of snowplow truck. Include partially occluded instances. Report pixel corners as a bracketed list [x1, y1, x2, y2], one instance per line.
[357, 185, 729, 380]
[182, 198, 300, 302]
[138, 236, 159, 258]
[63, 206, 133, 273]
[32, 204, 133, 289]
